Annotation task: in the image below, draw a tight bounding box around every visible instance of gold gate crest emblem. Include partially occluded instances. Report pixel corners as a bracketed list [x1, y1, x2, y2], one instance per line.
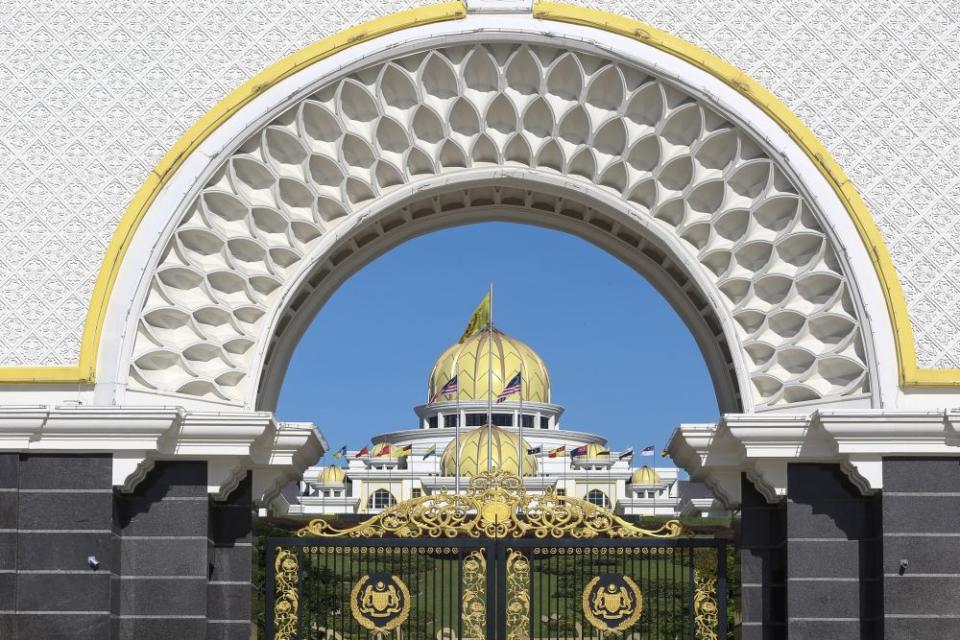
[582, 574, 643, 634]
[350, 573, 411, 633]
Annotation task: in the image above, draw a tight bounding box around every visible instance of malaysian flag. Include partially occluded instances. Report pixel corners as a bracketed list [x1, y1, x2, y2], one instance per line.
[496, 372, 522, 403]
[431, 375, 458, 402]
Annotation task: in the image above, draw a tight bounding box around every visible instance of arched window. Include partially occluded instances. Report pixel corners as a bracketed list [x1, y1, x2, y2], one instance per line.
[368, 489, 397, 510]
[586, 489, 609, 508]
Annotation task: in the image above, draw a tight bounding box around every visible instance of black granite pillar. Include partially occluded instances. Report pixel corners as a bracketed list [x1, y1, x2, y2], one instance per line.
[739, 473, 787, 640]
[883, 457, 960, 639]
[12, 454, 114, 640]
[0, 454, 18, 638]
[114, 461, 210, 640]
[207, 473, 253, 640]
[786, 463, 882, 639]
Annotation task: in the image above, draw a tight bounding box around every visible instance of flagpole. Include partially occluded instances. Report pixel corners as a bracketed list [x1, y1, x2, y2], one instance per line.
[517, 364, 524, 480]
[488, 284, 494, 473]
[540, 444, 545, 486]
[455, 360, 461, 495]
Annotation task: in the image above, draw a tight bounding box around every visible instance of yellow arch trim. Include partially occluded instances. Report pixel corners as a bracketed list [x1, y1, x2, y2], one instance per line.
[533, 2, 956, 387]
[2, 1, 954, 387]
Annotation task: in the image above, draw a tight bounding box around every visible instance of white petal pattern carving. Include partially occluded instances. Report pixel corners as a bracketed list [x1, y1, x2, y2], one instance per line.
[129, 44, 870, 408]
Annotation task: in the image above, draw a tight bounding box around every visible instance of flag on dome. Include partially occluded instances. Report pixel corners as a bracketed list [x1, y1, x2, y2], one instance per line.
[571, 445, 588, 457]
[396, 444, 413, 457]
[496, 372, 522, 403]
[356, 446, 369, 458]
[618, 448, 633, 460]
[332, 445, 347, 459]
[431, 375, 458, 402]
[640, 446, 655, 456]
[458, 292, 491, 342]
[422, 444, 437, 459]
[527, 445, 542, 455]
[548, 445, 566, 458]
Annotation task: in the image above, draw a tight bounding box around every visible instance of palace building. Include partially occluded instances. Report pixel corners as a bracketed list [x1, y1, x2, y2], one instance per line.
[1, 1, 959, 638]
[278, 320, 723, 519]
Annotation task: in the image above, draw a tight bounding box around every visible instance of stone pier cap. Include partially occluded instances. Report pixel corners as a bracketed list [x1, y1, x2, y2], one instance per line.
[668, 410, 960, 508]
[0, 405, 326, 505]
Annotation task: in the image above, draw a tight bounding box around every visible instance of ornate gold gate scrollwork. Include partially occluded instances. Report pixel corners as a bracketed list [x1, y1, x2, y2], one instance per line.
[694, 570, 720, 640]
[462, 549, 487, 640]
[276, 471, 694, 640]
[273, 547, 299, 640]
[505, 550, 531, 640]
[297, 471, 684, 539]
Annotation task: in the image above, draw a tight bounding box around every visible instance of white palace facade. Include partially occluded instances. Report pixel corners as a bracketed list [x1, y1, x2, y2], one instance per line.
[279, 323, 722, 519]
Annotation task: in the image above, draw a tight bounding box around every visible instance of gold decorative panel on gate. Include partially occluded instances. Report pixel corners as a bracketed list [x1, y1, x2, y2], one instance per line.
[297, 470, 684, 539]
[272, 472, 725, 640]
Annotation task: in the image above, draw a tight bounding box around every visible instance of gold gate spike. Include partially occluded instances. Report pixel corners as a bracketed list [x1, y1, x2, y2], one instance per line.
[297, 470, 685, 539]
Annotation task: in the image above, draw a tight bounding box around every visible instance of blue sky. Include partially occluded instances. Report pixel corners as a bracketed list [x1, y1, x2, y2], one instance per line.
[277, 222, 718, 463]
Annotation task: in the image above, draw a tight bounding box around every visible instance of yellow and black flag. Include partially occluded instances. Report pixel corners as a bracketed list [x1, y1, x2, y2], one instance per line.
[458, 291, 491, 342]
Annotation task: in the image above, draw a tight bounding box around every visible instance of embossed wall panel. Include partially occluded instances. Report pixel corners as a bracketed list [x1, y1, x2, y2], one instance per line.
[0, 0, 956, 371]
[570, 0, 960, 368]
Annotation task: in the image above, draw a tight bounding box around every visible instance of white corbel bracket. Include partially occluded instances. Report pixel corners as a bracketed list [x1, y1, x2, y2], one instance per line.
[668, 410, 958, 506]
[0, 406, 326, 502]
[251, 422, 326, 505]
[667, 423, 744, 508]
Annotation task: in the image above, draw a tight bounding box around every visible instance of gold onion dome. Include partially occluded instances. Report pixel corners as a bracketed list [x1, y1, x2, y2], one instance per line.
[370, 443, 400, 458]
[582, 443, 610, 459]
[440, 426, 538, 477]
[428, 327, 550, 404]
[318, 466, 346, 483]
[631, 466, 662, 485]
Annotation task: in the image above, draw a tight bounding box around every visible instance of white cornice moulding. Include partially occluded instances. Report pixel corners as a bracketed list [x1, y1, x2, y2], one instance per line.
[668, 410, 958, 507]
[0, 406, 325, 503]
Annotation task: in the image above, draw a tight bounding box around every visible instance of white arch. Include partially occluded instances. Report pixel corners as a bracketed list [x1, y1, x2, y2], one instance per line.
[92, 12, 898, 413]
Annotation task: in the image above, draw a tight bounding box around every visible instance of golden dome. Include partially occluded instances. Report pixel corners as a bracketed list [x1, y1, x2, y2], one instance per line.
[318, 466, 346, 483]
[428, 328, 550, 404]
[631, 466, 662, 485]
[440, 426, 538, 477]
[371, 443, 400, 458]
[582, 444, 610, 459]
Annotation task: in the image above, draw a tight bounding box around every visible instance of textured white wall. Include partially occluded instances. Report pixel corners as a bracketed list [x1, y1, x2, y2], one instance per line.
[0, 0, 956, 369]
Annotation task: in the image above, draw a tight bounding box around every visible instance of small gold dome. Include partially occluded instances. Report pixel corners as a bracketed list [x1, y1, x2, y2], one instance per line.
[631, 466, 661, 485]
[583, 443, 610, 459]
[428, 328, 550, 404]
[318, 466, 346, 483]
[371, 443, 400, 458]
[441, 426, 538, 477]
